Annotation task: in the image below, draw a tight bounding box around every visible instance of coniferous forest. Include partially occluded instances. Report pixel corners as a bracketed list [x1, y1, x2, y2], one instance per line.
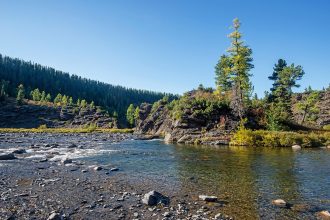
[0, 53, 175, 124]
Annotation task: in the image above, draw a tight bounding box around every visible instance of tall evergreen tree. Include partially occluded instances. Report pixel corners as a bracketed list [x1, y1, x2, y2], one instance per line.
[268, 59, 287, 101]
[215, 18, 254, 119]
[215, 55, 232, 93]
[16, 84, 25, 104]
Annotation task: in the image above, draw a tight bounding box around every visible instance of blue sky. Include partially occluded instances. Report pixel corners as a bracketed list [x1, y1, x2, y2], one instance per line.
[0, 0, 329, 96]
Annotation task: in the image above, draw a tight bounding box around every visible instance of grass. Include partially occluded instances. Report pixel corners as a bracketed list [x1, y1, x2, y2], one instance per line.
[230, 129, 330, 147]
[0, 127, 133, 134]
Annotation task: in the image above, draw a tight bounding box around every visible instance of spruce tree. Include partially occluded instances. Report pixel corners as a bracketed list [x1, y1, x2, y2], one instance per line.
[16, 84, 25, 104]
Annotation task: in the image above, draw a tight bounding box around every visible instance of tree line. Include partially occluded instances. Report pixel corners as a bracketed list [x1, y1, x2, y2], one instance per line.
[0, 54, 176, 124]
[214, 18, 327, 130]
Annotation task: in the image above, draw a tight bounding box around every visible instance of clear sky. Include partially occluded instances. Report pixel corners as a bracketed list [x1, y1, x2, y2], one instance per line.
[0, 0, 329, 96]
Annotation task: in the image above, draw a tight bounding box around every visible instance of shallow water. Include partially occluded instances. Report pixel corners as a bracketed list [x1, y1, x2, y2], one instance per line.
[82, 139, 330, 219]
[1, 134, 330, 219]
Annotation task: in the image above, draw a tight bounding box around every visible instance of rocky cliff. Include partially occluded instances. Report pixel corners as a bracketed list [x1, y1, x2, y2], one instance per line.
[135, 90, 238, 145]
[0, 98, 117, 128]
[135, 89, 330, 145]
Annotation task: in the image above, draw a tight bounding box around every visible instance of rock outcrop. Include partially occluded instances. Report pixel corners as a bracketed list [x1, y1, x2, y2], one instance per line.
[135, 91, 238, 145]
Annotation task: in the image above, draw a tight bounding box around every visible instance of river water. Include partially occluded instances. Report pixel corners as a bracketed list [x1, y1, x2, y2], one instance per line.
[82, 139, 330, 219]
[1, 134, 330, 219]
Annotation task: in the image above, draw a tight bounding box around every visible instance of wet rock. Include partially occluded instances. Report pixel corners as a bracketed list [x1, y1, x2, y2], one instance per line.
[142, 190, 170, 206]
[110, 167, 119, 171]
[163, 211, 171, 217]
[0, 153, 17, 160]
[47, 212, 63, 220]
[61, 158, 72, 165]
[198, 195, 218, 202]
[317, 210, 330, 220]
[12, 148, 26, 154]
[272, 199, 287, 207]
[67, 143, 77, 148]
[94, 166, 103, 171]
[292, 145, 302, 150]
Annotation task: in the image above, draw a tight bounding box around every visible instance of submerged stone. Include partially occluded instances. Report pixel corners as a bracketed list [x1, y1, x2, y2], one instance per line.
[0, 153, 17, 160]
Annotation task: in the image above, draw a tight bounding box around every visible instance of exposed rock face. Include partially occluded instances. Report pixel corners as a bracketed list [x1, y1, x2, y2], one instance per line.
[0, 98, 117, 128]
[135, 92, 238, 145]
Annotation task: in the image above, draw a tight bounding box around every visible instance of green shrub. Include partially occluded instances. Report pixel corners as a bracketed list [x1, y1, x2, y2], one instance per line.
[230, 129, 330, 148]
[323, 124, 330, 131]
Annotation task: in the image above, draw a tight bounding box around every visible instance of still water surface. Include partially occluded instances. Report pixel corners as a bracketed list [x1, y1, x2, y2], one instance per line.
[83, 139, 330, 219]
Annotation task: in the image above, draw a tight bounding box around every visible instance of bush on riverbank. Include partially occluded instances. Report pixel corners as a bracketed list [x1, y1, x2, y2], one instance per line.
[230, 127, 330, 147]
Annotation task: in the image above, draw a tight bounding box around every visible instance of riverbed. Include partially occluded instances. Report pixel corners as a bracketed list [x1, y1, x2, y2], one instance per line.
[0, 132, 329, 219]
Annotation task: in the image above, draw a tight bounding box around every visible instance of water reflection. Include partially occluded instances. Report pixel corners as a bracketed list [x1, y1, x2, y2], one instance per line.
[83, 140, 330, 219]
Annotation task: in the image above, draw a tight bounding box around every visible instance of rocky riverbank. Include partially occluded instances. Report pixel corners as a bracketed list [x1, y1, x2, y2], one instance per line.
[0, 132, 234, 220]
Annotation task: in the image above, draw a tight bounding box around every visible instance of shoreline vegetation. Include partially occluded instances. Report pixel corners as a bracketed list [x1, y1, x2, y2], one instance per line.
[1, 127, 329, 148]
[230, 128, 330, 147]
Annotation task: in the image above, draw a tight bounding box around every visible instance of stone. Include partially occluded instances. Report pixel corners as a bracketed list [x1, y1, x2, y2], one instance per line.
[142, 191, 170, 206]
[47, 212, 63, 220]
[198, 195, 218, 202]
[110, 167, 119, 171]
[0, 153, 17, 160]
[272, 199, 287, 207]
[12, 148, 26, 154]
[292, 145, 302, 150]
[94, 166, 103, 171]
[318, 210, 330, 220]
[61, 158, 72, 165]
[133, 212, 139, 217]
[67, 143, 77, 148]
[163, 211, 171, 217]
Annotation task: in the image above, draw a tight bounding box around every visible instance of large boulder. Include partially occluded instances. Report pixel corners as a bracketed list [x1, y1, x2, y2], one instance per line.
[142, 190, 169, 206]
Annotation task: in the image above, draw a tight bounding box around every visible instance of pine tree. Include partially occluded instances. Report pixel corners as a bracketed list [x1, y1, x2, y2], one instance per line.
[268, 59, 287, 101]
[54, 93, 63, 105]
[16, 84, 25, 104]
[126, 104, 135, 127]
[40, 91, 46, 102]
[30, 88, 41, 101]
[45, 93, 52, 102]
[89, 101, 95, 109]
[215, 55, 232, 93]
[80, 99, 87, 108]
[68, 97, 73, 105]
[268, 63, 305, 125]
[61, 95, 68, 106]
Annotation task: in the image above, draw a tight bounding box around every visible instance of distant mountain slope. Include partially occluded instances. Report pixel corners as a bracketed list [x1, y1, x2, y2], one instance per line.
[0, 97, 117, 129]
[0, 53, 176, 124]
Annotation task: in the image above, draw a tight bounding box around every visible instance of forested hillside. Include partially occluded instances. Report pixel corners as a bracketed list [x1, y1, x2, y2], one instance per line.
[0, 53, 175, 124]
